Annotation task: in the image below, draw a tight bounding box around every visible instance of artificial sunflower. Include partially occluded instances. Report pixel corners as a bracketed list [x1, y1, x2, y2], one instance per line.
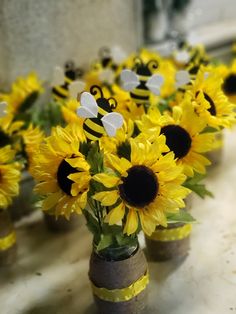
[0, 145, 21, 209]
[0, 111, 24, 148]
[0, 73, 43, 115]
[218, 59, 236, 104]
[187, 68, 236, 128]
[19, 124, 44, 171]
[137, 97, 216, 177]
[93, 137, 189, 236]
[32, 124, 90, 218]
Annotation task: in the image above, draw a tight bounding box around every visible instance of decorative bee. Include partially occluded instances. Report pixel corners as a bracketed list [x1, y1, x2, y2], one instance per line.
[175, 63, 209, 90]
[77, 85, 124, 141]
[92, 46, 127, 85]
[120, 58, 164, 107]
[174, 40, 209, 68]
[51, 61, 85, 102]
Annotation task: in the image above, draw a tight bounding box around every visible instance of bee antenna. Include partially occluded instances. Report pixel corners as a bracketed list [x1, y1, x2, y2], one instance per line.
[90, 85, 104, 98]
[147, 60, 158, 71]
[108, 97, 117, 110]
[133, 57, 143, 67]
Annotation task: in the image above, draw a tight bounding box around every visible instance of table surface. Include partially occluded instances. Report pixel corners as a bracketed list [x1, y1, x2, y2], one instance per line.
[0, 129, 236, 314]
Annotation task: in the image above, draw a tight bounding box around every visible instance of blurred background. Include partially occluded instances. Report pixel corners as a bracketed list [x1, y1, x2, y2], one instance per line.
[1, 0, 236, 89]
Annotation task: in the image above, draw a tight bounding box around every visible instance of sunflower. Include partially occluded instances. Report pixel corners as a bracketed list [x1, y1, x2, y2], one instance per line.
[32, 124, 90, 218]
[19, 124, 44, 172]
[0, 73, 43, 114]
[0, 145, 21, 209]
[93, 137, 190, 236]
[0, 112, 24, 148]
[218, 59, 236, 104]
[187, 68, 236, 129]
[99, 119, 135, 156]
[137, 97, 216, 177]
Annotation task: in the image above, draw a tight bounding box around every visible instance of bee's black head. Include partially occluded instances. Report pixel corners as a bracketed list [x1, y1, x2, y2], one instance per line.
[99, 47, 112, 68]
[90, 85, 117, 113]
[133, 57, 158, 76]
[64, 61, 83, 80]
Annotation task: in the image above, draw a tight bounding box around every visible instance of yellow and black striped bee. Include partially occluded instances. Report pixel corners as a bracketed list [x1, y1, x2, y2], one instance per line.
[91, 47, 127, 86]
[120, 58, 163, 107]
[51, 61, 85, 102]
[77, 85, 124, 141]
[174, 40, 209, 68]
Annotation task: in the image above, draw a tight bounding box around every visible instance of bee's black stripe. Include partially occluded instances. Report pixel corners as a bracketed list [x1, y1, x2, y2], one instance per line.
[83, 123, 102, 139]
[130, 92, 149, 101]
[52, 87, 67, 99]
[139, 80, 148, 90]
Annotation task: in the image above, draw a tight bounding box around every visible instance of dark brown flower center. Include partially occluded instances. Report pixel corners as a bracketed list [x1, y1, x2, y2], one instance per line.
[196, 91, 216, 116]
[119, 165, 158, 208]
[223, 74, 236, 95]
[203, 92, 216, 116]
[57, 159, 79, 196]
[0, 130, 11, 148]
[161, 125, 192, 159]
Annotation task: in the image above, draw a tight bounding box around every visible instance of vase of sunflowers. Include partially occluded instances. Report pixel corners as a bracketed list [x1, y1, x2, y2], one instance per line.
[145, 222, 192, 261]
[0, 145, 21, 266]
[89, 243, 148, 314]
[31, 80, 193, 312]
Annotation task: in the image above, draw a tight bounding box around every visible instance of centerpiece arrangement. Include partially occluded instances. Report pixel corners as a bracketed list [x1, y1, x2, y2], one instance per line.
[1, 41, 236, 313]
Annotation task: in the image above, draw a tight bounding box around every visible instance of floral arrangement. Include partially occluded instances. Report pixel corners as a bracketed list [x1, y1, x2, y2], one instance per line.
[1, 42, 236, 311]
[29, 44, 235, 246]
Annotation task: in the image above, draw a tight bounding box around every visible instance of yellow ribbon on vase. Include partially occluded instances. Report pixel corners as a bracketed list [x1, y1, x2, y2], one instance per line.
[0, 231, 16, 251]
[91, 271, 149, 302]
[147, 224, 192, 242]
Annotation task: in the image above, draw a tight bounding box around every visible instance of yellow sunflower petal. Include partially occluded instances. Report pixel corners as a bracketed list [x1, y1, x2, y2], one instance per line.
[123, 208, 138, 235]
[93, 190, 119, 206]
[93, 173, 120, 188]
[105, 202, 125, 225]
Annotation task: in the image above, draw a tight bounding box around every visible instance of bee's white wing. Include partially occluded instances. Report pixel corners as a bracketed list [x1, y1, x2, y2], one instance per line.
[52, 66, 65, 86]
[0, 101, 7, 117]
[175, 70, 190, 88]
[146, 74, 164, 95]
[77, 92, 98, 118]
[111, 46, 126, 63]
[99, 68, 115, 84]
[69, 80, 85, 99]
[120, 70, 139, 91]
[175, 50, 190, 64]
[101, 112, 124, 137]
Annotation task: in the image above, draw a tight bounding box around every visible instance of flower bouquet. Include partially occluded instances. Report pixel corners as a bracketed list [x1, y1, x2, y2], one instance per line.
[32, 79, 192, 312]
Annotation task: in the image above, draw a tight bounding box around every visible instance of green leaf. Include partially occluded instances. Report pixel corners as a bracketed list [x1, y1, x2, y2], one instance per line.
[87, 143, 104, 174]
[115, 233, 137, 247]
[183, 173, 213, 199]
[202, 126, 219, 133]
[83, 209, 100, 237]
[97, 234, 114, 251]
[102, 223, 123, 235]
[167, 210, 196, 224]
